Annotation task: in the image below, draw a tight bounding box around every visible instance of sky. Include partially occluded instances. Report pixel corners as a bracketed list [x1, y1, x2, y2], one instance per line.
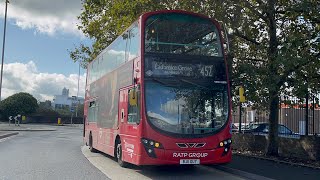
[0, 0, 90, 101]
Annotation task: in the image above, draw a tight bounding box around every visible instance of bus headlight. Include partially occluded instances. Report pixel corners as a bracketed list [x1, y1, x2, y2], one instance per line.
[141, 138, 163, 158]
[141, 138, 163, 149]
[218, 138, 232, 157]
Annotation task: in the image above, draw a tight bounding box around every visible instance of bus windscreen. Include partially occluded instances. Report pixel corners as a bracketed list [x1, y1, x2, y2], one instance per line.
[145, 13, 222, 57]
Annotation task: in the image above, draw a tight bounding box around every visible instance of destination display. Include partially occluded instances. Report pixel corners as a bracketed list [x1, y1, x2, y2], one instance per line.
[144, 56, 226, 80]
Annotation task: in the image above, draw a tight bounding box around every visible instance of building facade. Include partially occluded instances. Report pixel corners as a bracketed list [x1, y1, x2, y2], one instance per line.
[52, 87, 84, 111]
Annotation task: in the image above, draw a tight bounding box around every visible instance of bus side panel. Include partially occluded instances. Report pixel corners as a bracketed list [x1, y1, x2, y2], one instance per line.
[96, 128, 118, 157]
[118, 88, 141, 165]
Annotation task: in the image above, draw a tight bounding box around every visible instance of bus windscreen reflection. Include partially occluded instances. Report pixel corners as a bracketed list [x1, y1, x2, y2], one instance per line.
[145, 82, 228, 135]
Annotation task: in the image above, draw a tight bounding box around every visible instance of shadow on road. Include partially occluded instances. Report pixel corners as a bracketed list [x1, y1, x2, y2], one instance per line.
[94, 148, 243, 180]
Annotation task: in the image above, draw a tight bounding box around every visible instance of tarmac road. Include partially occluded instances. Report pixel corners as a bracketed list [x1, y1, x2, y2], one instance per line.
[0, 126, 107, 180]
[2, 125, 317, 180]
[0, 125, 246, 180]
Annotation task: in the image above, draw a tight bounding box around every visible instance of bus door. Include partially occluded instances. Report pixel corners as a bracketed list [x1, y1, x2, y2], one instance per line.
[118, 86, 140, 164]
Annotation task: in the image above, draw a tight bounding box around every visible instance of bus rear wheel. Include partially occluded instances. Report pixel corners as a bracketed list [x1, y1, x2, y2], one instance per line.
[116, 140, 128, 168]
[89, 133, 97, 153]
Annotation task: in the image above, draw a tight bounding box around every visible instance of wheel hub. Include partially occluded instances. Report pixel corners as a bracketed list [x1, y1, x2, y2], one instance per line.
[117, 144, 121, 159]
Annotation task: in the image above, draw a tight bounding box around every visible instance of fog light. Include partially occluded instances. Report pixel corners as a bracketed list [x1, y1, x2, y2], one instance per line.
[224, 148, 228, 152]
[148, 149, 153, 153]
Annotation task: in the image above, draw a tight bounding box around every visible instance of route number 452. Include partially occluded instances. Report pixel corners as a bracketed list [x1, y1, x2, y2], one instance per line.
[200, 65, 213, 77]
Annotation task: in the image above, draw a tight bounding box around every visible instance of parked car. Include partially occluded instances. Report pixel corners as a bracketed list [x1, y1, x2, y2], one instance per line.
[232, 123, 252, 132]
[246, 123, 300, 139]
[231, 124, 239, 132]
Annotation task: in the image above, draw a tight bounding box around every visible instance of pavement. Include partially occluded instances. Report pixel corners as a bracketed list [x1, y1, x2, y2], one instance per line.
[215, 154, 320, 180]
[0, 122, 57, 131]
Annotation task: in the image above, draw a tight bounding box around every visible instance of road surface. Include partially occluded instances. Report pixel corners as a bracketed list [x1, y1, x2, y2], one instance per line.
[0, 126, 107, 180]
[0, 125, 266, 180]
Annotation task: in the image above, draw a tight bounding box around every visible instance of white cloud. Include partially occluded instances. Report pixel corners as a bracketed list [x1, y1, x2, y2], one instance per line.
[0, 0, 83, 36]
[1, 61, 86, 101]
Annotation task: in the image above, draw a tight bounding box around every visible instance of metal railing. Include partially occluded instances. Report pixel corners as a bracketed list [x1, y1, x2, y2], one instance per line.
[232, 94, 320, 137]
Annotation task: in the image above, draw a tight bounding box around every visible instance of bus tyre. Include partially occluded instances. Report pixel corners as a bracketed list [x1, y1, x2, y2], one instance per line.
[89, 133, 97, 153]
[116, 141, 128, 168]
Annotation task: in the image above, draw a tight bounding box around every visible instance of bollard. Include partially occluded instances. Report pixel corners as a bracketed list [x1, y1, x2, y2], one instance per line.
[58, 118, 61, 125]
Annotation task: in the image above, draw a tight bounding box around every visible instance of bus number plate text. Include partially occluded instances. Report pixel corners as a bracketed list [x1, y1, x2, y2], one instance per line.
[180, 159, 200, 165]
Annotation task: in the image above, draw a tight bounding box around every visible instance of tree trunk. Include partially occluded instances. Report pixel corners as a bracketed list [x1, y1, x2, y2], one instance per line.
[267, 93, 279, 156]
[265, 0, 279, 156]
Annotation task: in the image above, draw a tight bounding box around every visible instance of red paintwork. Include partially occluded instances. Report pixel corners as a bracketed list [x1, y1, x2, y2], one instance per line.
[84, 10, 232, 166]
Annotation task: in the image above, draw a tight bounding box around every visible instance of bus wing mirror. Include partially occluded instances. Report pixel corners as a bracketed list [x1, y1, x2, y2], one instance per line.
[129, 89, 137, 106]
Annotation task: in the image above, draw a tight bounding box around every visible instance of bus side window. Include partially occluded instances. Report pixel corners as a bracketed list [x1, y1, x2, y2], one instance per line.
[88, 101, 97, 122]
[127, 88, 140, 124]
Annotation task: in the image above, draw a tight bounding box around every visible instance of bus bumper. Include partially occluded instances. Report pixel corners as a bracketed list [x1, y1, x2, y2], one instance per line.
[138, 148, 232, 165]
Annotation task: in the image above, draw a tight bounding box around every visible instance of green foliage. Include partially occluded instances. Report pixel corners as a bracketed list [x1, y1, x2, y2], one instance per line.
[55, 107, 72, 117]
[38, 100, 52, 110]
[0, 92, 38, 119]
[77, 103, 84, 117]
[34, 107, 60, 117]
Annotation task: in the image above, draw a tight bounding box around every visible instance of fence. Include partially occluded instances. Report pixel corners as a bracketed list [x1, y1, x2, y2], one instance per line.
[232, 94, 320, 136]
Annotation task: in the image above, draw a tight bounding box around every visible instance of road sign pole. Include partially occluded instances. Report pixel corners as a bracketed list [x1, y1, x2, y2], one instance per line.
[70, 112, 73, 125]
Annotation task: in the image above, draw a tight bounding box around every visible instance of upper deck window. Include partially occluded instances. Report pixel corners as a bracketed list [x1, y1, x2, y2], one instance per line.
[145, 13, 222, 57]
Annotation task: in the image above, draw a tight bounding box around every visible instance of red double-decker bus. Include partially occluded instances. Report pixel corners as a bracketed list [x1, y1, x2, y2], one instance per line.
[84, 10, 232, 167]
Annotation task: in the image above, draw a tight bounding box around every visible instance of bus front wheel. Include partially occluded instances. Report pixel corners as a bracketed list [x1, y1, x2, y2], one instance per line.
[116, 140, 128, 168]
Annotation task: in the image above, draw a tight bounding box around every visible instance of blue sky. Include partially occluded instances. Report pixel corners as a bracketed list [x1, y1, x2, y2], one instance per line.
[0, 19, 88, 75]
[0, 0, 90, 101]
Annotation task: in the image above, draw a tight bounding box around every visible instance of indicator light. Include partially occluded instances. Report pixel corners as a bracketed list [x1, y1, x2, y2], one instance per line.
[155, 142, 160, 148]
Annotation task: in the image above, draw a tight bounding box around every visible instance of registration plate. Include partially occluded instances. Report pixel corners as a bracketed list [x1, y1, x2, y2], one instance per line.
[180, 159, 200, 164]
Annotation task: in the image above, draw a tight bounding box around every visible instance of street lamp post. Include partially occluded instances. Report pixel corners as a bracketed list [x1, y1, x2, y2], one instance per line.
[75, 61, 80, 117]
[0, 0, 9, 101]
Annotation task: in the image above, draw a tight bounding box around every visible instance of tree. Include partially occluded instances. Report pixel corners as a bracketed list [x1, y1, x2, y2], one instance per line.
[38, 100, 52, 110]
[0, 92, 38, 120]
[71, 0, 319, 156]
[223, 0, 319, 156]
[77, 103, 84, 117]
[55, 106, 72, 117]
